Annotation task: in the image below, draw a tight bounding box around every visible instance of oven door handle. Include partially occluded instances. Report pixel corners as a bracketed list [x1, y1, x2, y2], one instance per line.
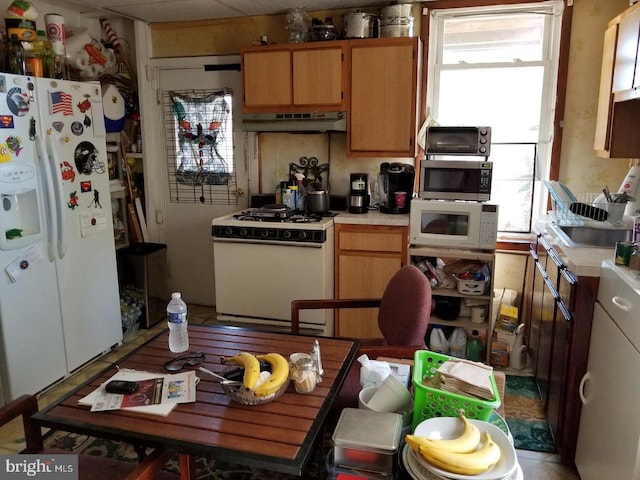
[212, 237, 323, 248]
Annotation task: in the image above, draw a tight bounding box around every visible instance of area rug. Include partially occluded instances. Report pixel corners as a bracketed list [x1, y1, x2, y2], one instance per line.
[43, 430, 328, 480]
[503, 375, 556, 452]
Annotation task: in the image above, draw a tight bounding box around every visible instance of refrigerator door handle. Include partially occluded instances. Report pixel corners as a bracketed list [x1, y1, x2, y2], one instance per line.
[35, 135, 58, 262]
[44, 135, 67, 259]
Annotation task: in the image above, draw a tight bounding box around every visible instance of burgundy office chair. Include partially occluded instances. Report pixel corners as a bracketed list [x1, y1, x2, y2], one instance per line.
[291, 264, 432, 411]
[0, 395, 178, 480]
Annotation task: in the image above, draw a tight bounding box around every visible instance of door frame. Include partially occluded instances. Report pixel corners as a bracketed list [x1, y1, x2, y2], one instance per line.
[135, 22, 245, 243]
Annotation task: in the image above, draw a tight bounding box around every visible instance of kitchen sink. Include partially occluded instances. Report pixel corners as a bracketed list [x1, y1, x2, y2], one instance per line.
[550, 223, 632, 248]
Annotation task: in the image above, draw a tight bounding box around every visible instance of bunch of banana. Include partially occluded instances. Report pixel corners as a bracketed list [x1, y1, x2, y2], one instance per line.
[406, 415, 502, 475]
[220, 352, 289, 397]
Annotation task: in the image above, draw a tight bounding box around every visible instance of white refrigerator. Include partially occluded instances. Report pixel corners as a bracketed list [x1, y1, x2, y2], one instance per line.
[0, 73, 122, 405]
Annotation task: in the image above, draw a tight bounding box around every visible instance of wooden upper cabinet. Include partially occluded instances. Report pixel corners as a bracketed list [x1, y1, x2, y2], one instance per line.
[595, 3, 640, 158]
[594, 23, 618, 155]
[292, 48, 344, 106]
[347, 37, 422, 157]
[242, 42, 345, 113]
[242, 50, 292, 109]
[612, 6, 640, 93]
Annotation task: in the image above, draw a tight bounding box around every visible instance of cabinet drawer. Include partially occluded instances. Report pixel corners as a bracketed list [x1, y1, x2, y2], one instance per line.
[598, 260, 640, 348]
[338, 230, 405, 252]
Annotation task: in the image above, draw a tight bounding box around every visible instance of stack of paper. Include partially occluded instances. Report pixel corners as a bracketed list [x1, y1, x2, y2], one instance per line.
[79, 369, 197, 416]
[437, 359, 495, 400]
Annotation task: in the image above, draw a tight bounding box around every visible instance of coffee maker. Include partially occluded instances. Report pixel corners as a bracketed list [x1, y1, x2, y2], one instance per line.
[378, 162, 415, 214]
[349, 173, 369, 214]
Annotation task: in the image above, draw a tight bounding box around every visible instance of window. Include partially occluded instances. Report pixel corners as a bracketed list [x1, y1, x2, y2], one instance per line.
[426, 1, 564, 232]
[162, 89, 237, 204]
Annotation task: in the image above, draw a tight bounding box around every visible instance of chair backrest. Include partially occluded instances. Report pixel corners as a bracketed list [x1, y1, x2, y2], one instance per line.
[377, 265, 432, 346]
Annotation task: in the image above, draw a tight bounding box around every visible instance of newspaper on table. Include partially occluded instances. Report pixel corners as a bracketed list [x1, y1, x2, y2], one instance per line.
[79, 368, 197, 416]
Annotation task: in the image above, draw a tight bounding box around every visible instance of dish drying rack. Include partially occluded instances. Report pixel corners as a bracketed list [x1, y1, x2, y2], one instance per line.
[545, 180, 627, 227]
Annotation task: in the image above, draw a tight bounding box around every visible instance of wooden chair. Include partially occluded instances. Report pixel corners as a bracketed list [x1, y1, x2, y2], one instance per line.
[0, 394, 178, 480]
[291, 264, 433, 411]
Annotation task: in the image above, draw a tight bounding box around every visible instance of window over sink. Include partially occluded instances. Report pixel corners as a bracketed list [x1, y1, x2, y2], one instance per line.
[425, 1, 564, 233]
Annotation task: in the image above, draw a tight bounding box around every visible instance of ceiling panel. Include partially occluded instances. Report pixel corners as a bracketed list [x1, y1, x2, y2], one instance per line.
[56, 0, 416, 23]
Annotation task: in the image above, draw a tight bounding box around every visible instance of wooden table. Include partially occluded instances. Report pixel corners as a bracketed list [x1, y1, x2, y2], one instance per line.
[33, 325, 360, 478]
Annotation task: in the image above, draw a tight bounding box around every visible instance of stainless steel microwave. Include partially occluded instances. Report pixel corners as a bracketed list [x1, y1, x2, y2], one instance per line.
[425, 126, 491, 156]
[419, 159, 493, 201]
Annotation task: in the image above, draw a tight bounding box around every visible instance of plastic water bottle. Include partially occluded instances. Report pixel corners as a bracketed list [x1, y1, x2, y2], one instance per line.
[429, 326, 449, 354]
[449, 327, 467, 359]
[167, 292, 189, 353]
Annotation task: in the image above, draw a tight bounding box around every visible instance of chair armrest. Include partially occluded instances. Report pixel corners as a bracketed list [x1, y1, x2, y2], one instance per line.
[0, 394, 43, 453]
[291, 298, 381, 334]
[123, 448, 177, 480]
[358, 345, 423, 361]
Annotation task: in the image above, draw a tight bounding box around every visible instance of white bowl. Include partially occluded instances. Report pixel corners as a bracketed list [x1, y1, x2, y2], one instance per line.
[412, 417, 517, 480]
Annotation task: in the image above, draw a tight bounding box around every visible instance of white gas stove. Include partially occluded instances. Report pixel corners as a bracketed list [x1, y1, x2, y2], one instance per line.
[211, 205, 336, 336]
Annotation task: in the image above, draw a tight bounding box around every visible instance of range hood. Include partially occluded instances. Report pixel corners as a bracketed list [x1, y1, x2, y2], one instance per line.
[242, 112, 347, 132]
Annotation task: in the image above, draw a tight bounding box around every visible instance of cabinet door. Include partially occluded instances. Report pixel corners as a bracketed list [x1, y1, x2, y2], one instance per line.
[594, 24, 618, 153]
[337, 254, 401, 338]
[612, 7, 640, 93]
[575, 303, 640, 480]
[348, 38, 420, 157]
[527, 241, 547, 373]
[292, 47, 344, 107]
[242, 50, 291, 109]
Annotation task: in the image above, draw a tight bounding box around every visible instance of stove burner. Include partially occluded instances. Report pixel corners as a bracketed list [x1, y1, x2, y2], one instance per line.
[232, 206, 327, 223]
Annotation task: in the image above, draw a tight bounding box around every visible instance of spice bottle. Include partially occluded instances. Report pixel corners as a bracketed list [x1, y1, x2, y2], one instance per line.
[291, 357, 317, 394]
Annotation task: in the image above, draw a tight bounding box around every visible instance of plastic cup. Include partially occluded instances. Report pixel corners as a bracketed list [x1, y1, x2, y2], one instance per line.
[394, 191, 407, 207]
[367, 374, 413, 413]
[359, 384, 413, 428]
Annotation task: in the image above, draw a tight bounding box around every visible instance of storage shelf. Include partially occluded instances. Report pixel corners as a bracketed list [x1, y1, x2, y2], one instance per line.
[430, 316, 489, 330]
[431, 285, 492, 300]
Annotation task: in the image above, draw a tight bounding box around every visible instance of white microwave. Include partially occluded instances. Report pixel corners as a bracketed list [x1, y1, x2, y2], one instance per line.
[409, 199, 499, 250]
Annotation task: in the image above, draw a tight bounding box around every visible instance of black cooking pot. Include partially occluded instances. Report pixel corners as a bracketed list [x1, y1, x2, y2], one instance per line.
[432, 296, 462, 321]
[307, 190, 330, 213]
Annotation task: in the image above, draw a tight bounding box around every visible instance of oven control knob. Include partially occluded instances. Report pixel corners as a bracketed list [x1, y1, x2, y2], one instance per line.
[239, 228, 248, 237]
[480, 137, 488, 144]
[283, 230, 292, 239]
[224, 227, 233, 236]
[260, 229, 269, 238]
[479, 146, 487, 153]
[299, 231, 307, 240]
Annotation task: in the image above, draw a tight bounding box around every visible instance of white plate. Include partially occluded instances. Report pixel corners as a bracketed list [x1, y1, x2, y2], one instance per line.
[411, 417, 518, 480]
[403, 445, 523, 480]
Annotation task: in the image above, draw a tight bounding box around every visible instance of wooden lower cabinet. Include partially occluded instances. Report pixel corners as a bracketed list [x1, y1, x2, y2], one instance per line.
[334, 223, 408, 338]
[523, 233, 598, 464]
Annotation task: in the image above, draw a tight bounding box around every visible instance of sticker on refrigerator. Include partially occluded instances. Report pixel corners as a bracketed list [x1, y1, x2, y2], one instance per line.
[7, 87, 29, 116]
[6, 136, 22, 156]
[49, 91, 74, 116]
[79, 211, 107, 237]
[77, 98, 91, 113]
[88, 189, 102, 209]
[0, 115, 14, 128]
[60, 160, 75, 182]
[80, 180, 91, 192]
[0, 145, 10, 163]
[71, 121, 83, 136]
[74, 141, 98, 175]
[52, 121, 64, 132]
[67, 190, 79, 209]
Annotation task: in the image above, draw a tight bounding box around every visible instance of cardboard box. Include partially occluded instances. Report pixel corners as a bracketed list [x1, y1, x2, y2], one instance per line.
[496, 304, 519, 332]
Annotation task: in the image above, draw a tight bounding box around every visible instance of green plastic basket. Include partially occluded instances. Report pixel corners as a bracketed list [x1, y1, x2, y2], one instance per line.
[411, 350, 501, 430]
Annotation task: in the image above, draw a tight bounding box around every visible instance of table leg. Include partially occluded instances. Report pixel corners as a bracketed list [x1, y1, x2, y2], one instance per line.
[179, 453, 197, 480]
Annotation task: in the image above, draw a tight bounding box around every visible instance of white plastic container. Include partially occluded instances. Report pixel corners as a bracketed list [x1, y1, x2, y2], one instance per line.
[449, 327, 467, 359]
[167, 292, 188, 353]
[429, 326, 449, 354]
